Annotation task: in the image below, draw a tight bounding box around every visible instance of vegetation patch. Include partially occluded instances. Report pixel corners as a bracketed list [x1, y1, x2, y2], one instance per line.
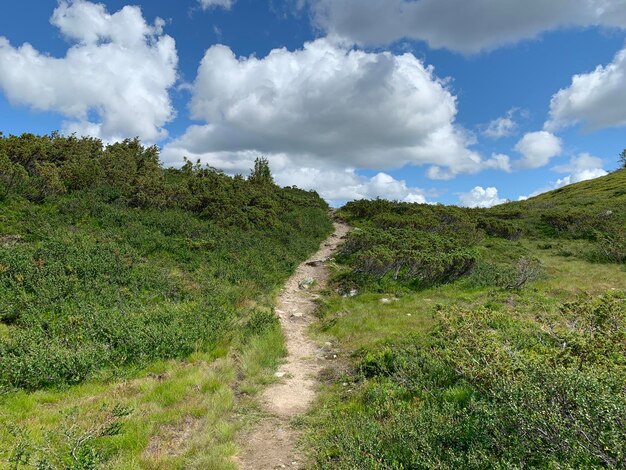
[307, 170, 626, 468]
[0, 132, 331, 467]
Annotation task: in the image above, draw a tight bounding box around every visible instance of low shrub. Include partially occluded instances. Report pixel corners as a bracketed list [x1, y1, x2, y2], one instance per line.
[337, 228, 477, 291]
[310, 293, 626, 468]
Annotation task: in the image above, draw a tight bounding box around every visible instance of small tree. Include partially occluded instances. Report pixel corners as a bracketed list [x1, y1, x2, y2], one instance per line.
[249, 157, 275, 185]
[619, 148, 626, 168]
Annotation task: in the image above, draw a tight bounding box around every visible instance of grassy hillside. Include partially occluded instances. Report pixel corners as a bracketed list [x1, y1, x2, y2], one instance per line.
[305, 170, 626, 468]
[0, 133, 332, 468]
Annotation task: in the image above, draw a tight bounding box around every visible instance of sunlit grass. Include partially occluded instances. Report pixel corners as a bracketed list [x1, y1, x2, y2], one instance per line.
[0, 320, 287, 469]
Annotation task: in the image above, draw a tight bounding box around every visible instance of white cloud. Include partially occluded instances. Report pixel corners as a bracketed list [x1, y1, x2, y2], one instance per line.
[484, 109, 519, 139]
[0, 0, 178, 142]
[199, 0, 236, 10]
[164, 37, 504, 201]
[514, 131, 562, 169]
[459, 186, 507, 208]
[276, 167, 428, 206]
[547, 46, 626, 131]
[307, 0, 626, 53]
[518, 152, 608, 199]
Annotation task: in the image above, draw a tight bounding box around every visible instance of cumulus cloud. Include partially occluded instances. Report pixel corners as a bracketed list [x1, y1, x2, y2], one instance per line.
[276, 167, 429, 205]
[459, 186, 507, 208]
[547, 46, 626, 131]
[514, 131, 562, 169]
[0, 0, 178, 142]
[553, 153, 608, 184]
[484, 109, 520, 139]
[306, 0, 626, 53]
[199, 0, 236, 10]
[164, 38, 504, 201]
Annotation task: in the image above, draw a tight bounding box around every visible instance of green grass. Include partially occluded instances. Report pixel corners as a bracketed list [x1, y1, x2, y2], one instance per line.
[0, 320, 286, 469]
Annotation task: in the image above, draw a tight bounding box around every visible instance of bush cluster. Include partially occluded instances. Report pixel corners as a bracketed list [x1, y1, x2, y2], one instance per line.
[0, 132, 332, 391]
[312, 293, 626, 468]
[337, 228, 477, 291]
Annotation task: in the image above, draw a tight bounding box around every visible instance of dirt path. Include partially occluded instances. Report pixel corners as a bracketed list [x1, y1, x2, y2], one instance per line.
[236, 219, 350, 469]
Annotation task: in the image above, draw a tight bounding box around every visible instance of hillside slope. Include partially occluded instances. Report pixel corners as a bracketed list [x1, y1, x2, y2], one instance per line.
[305, 171, 626, 469]
[0, 133, 332, 468]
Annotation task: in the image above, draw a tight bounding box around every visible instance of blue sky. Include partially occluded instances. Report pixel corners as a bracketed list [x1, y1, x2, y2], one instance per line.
[1, 0, 625, 207]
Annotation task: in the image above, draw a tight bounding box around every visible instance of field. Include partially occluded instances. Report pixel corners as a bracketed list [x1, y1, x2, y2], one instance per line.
[305, 169, 626, 468]
[0, 133, 332, 468]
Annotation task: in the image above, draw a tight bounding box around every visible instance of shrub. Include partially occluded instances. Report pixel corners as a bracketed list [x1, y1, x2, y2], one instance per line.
[310, 294, 626, 468]
[337, 228, 477, 291]
[476, 217, 523, 240]
[0, 152, 28, 199]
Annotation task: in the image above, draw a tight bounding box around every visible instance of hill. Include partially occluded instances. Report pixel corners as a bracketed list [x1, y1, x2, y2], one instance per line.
[0, 133, 332, 467]
[304, 170, 626, 469]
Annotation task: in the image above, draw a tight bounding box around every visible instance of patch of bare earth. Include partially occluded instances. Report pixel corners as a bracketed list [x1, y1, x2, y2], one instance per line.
[236, 219, 350, 469]
[144, 416, 202, 460]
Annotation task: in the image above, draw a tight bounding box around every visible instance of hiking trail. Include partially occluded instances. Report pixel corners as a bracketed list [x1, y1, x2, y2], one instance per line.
[236, 219, 350, 469]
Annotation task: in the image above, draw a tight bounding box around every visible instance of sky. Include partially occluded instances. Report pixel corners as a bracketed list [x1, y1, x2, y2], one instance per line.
[0, 0, 625, 207]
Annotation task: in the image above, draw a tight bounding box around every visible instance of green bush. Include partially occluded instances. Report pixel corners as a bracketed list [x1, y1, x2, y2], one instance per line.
[337, 228, 477, 291]
[310, 294, 626, 468]
[476, 216, 523, 240]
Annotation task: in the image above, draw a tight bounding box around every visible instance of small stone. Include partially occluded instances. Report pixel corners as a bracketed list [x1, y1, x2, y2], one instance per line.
[275, 371, 286, 378]
[290, 311, 304, 318]
[342, 382, 348, 386]
[299, 278, 315, 289]
[380, 298, 391, 304]
[407, 314, 412, 317]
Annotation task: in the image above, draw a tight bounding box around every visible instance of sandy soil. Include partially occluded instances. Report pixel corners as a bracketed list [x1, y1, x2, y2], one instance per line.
[236, 219, 350, 469]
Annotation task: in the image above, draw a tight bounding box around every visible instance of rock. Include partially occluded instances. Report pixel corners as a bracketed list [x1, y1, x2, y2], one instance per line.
[298, 277, 315, 289]
[275, 371, 286, 378]
[306, 259, 325, 267]
[341, 288, 359, 298]
[290, 311, 304, 318]
[380, 298, 391, 304]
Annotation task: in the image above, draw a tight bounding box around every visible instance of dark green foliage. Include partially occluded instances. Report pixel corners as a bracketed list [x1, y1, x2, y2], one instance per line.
[311, 294, 626, 468]
[338, 228, 477, 291]
[619, 148, 626, 168]
[248, 157, 275, 186]
[0, 132, 332, 391]
[475, 216, 523, 240]
[335, 200, 484, 292]
[465, 257, 544, 290]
